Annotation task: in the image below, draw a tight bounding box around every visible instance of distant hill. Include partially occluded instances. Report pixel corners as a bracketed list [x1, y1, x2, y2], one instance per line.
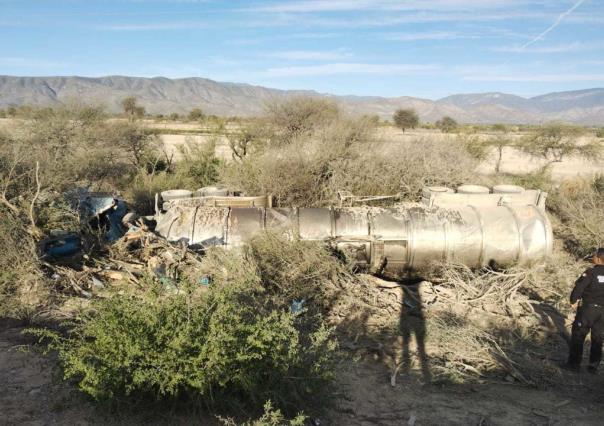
[1, 75, 603, 125]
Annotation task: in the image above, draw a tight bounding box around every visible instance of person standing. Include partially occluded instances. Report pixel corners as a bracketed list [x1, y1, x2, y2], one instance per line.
[567, 248, 604, 373]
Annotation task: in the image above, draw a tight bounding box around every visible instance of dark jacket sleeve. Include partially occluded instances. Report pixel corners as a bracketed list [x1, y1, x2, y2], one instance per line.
[570, 268, 593, 304]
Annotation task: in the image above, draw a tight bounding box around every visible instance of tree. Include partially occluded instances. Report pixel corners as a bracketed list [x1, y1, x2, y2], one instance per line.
[169, 112, 180, 121]
[480, 124, 514, 173]
[486, 136, 512, 174]
[265, 97, 340, 144]
[435, 116, 458, 133]
[519, 123, 601, 167]
[121, 97, 145, 121]
[188, 108, 205, 122]
[393, 108, 419, 132]
[108, 122, 159, 168]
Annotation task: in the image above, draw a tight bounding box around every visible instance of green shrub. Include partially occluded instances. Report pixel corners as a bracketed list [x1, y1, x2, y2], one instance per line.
[220, 401, 306, 425]
[29, 235, 340, 417]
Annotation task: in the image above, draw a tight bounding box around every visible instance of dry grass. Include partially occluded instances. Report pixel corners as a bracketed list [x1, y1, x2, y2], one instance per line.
[221, 98, 480, 206]
[549, 176, 604, 257]
[0, 209, 46, 318]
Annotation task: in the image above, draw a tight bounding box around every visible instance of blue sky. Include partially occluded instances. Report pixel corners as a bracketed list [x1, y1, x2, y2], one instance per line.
[1, 0, 603, 99]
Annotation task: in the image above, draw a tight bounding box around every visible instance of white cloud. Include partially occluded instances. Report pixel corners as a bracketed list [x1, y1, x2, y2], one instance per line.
[265, 62, 439, 77]
[494, 41, 604, 53]
[244, 11, 555, 29]
[267, 49, 352, 61]
[248, 0, 544, 13]
[383, 31, 466, 41]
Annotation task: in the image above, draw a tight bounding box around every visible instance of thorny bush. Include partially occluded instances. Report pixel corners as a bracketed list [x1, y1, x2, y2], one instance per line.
[548, 176, 604, 258]
[222, 97, 479, 206]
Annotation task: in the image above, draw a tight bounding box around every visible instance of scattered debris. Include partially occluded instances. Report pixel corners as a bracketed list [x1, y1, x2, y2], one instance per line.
[38, 232, 81, 259]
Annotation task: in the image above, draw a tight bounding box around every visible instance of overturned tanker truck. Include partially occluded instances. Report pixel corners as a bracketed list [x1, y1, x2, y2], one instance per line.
[154, 185, 553, 274]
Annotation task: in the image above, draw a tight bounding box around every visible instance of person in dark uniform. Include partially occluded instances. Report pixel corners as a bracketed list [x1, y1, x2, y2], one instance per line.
[567, 248, 604, 373]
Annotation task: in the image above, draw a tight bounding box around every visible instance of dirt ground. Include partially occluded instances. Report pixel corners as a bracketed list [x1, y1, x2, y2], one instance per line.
[3, 316, 604, 426]
[336, 361, 604, 426]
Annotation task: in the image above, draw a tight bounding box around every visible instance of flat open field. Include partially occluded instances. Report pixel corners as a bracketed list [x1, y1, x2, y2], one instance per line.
[3, 118, 600, 180]
[156, 123, 603, 181]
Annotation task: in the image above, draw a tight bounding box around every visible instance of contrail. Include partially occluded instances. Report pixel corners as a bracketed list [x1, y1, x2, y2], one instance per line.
[521, 0, 586, 48]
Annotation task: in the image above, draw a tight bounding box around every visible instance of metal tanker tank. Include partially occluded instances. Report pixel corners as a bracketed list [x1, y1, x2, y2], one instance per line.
[154, 185, 553, 272]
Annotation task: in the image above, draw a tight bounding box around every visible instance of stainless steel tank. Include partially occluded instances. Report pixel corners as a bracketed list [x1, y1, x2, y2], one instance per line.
[155, 202, 553, 272]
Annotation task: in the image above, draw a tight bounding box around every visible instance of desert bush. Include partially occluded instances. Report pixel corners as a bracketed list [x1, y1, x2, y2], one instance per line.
[176, 137, 222, 186]
[264, 97, 340, 144]
[220, 401, 306, 425]
[0, 103, 214, 217]
[29, 234, 340, 416]
[221, 114, 379, 206]
[454, 134, 488, 161]
[188, 107, 205, 122]
[241, 232, 353, 313]
[503, 167, 555, 192]
[121, 96, 145, 120]
[0, 208, 46, 318]
[1, 105, 157, 196]
[124, 169, 192, 214]
[125, 138, 221, 214]
[104, 121, 162, 169]
[329, 138, 479, 200]
[548, 176, 604, 257]
[435, 116, 458, 133]
[222, 111, 477, 205]
[519, 123, 601, 166]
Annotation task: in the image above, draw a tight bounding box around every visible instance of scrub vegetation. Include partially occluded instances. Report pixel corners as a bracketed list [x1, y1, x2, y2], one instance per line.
[1, 97, 603, 423]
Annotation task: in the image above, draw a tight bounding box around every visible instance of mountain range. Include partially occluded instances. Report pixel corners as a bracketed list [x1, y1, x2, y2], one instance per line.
[1, 75, 603, 125]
